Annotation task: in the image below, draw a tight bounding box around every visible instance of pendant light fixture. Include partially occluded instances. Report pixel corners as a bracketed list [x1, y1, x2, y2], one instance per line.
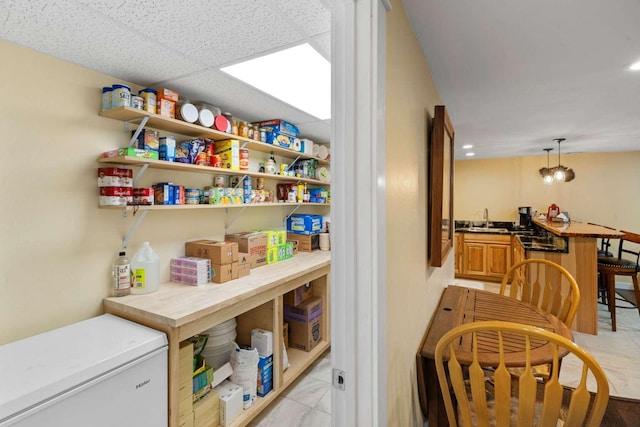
[553, 138, 566, 181]
[538, 148, 554, 184]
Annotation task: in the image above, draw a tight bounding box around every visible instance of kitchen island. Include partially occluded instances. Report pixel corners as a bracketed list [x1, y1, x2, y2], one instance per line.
[531, 217, 623, 334]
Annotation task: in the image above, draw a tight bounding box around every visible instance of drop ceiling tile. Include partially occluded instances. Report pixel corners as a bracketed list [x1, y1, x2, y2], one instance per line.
[159, 69, 329, 138]
[77, 0, 306, 68]
[296, 120, 332, 144]
[271, 0, 331, 37]
[311, 31, 331, 60]
[0, 0, 204, 85]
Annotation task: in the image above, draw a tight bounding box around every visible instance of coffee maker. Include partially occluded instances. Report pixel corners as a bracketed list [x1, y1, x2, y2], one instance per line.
[518, 206, 533, 227]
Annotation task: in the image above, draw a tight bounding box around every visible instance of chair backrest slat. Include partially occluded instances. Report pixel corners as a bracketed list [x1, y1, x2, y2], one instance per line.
[434, 321, 610, 427]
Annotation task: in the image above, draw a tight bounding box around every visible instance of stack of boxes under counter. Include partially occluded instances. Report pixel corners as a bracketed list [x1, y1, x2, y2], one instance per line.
[283, 283, 323, 352]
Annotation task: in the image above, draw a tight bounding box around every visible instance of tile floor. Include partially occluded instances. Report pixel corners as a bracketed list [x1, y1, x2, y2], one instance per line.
[250, 280, 640, 426]
[249, 350, 332, 427]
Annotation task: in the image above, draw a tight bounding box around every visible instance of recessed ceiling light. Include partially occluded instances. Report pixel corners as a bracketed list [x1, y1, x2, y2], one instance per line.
[629, 60, 640, 71]
[462, 144, 473, 149]
[220, 43, 331, 120]
[465, 152, 475, 157]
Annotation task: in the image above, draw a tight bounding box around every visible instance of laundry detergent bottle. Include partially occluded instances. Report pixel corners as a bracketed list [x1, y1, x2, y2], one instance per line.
[130, 241, 160, 294]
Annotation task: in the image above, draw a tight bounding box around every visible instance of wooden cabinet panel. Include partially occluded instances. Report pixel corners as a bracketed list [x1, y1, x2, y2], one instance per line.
[456, 232, 512, 281]
[464, 243, 487, 276]
[487, 243, 511, 278]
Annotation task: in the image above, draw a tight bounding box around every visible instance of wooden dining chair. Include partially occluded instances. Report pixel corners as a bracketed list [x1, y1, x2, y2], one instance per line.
[500, 259, 580, 328]
[434, 321, 610, 427]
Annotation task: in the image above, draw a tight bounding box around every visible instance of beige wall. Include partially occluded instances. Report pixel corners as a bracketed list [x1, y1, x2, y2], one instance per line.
[454, 151, 640, 231]
[385, 2, 453, 425]
[0, 40, 326, 345]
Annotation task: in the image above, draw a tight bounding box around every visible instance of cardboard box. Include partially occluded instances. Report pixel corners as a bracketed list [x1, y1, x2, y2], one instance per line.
[257, 354, 273, 397]
[266, 246, 278, 265]
[157, 98, 176, 118]
[159, 136, 176, 161]
[157, 87, 179, 102]
[287, 214, 323, 235]
[284, 283, 313, 307]
[251, 328, 273, 357]
[284, 296, 322, 352]
[131, 128, 159, 152]
[214, 139, 239, 170]
[237, 252, 250, 277]
[213, 381, 243, 426]
[263, 130, 295, 149]
[186, 240, 239, 265]
[286, 233, 320, 252]
[224, 232, 267, 268]
[255, 119, 300, 137]
[211, 262, 238, 284]
[263, 230, 286, 248]
[101, 147, 159, 160]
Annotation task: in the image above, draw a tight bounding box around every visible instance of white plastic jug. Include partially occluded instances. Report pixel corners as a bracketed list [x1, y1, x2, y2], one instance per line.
[130, 241, 160, 294]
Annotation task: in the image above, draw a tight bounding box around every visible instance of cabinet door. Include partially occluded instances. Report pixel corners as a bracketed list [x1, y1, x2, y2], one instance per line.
[454, 234, 463, 275]
[463, 243, 486, 276]
[487, 243, 511, 278]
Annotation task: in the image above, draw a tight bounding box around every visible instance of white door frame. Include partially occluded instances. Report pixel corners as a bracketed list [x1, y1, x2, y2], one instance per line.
[330, 1, 390, 425]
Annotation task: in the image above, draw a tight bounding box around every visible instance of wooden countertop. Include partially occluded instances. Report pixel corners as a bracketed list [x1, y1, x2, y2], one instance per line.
[533, 217, 623, 238]
[103, 251, 331, 329]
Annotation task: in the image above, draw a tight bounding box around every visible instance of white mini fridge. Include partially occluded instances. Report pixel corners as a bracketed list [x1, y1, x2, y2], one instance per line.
[0, 314, 168, 426]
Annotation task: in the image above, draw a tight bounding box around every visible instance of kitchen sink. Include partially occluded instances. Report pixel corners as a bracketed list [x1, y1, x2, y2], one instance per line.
[465, 227, 510, 233]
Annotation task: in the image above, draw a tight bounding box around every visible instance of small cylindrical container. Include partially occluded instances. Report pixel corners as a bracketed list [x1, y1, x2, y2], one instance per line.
[111, 84, 131, 108]
[319, 233, 330, 251]
[176, 99, 199, 123]
[130, 94, 144, 110]
[138, 88, 157, 114]
[112, 251, 131, 297]
[240, 148, 249, 171]
[130, 241, 160, 294]
[101, 86, 113, 110]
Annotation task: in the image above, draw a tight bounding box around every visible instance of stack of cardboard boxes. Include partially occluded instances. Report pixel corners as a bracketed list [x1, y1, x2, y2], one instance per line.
[185, 240, 239, 284]
[283, 283, 323, 352]
[286, 214, 323, 252]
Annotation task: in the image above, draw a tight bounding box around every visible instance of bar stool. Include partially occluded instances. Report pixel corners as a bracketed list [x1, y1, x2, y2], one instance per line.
[588, 223, 616, 304]
[597, 230, 640, 331]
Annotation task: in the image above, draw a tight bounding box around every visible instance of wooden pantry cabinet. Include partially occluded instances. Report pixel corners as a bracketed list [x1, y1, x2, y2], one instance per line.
[455, 232, 512, 281]
[98, 106, 332, 426]
[104, 251, 330, 427]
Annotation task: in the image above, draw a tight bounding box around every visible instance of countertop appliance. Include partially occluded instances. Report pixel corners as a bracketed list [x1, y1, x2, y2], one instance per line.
[518, 206, 533, 227]
[0, 314, 168, 427]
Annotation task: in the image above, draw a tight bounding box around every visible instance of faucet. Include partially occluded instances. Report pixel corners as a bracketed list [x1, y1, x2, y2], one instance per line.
[483, 208, 489, 228]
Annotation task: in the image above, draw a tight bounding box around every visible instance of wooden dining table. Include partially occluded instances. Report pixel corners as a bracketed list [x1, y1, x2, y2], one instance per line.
[416, 285, 573, 427]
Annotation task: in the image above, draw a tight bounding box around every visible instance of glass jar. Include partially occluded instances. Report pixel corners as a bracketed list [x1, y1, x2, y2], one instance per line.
[231, 120, 239, 135]
[239, 121, 249, 138]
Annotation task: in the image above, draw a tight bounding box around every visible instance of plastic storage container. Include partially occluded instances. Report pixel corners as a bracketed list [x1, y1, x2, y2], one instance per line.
[130, 241, 160, 294]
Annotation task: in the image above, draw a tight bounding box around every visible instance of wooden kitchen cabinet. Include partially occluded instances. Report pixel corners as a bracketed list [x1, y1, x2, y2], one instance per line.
[456, 233, 511, 282]
[454, 233, 463, 275]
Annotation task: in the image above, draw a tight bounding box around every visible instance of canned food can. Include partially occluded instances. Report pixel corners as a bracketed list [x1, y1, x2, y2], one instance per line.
[240, 148, 249, 171]
[256, 177, 265, 190]
[130, 95, 144, 110]
[214, 176, 226, 187]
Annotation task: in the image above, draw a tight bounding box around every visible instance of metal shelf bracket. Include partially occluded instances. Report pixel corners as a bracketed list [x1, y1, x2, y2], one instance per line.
[126, 115, 151, 147]
[225, 206, 248, 232]
[123, 209, 149, 249]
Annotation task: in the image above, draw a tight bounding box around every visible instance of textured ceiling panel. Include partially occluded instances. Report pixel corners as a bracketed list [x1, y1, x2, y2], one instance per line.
[76, 0, 305, 68]
[2, 0, 332, 144]
[271, 0, 331, 37]
[160, 69, 329, 141]
[0, 0, 205, 85]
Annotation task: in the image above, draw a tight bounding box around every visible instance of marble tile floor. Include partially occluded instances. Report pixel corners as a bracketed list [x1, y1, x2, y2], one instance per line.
[454, 278, 640, 399]
[251, 280, 640, 426]
[249, 349, 332, 427]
